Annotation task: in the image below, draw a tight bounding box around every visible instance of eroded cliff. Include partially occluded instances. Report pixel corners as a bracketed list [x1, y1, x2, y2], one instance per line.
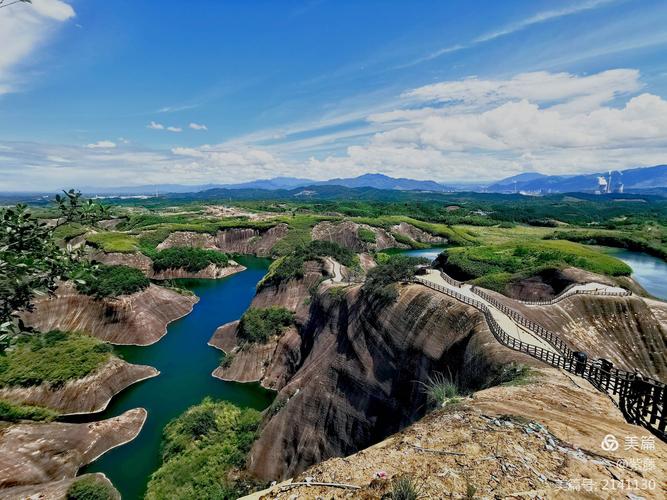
[22, 282, 197, 345]
[157, 224, 289, 256]
[0, 357, 158, 414]
[0, 408, 145, 494]
[214, 277, 536, 480]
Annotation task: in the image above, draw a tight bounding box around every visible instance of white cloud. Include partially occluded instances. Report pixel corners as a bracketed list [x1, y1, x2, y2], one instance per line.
[148, 121, 182, 132]
[3, 68, 667, 189]
[189, 122, 208, 131]
[85, 140, 116, 149]
[0, 0, 75, 94]
[402, 69, 641, 110]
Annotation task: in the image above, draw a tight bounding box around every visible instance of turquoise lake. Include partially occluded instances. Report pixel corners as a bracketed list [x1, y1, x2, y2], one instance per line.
[605, 248, 667, 300]
[73, 256, 274, 499]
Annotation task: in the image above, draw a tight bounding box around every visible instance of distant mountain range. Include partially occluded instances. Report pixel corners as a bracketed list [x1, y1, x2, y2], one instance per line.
[81, 173, 469, 196]
[12, 164, 667, 198]
[488, 165, 667, 194]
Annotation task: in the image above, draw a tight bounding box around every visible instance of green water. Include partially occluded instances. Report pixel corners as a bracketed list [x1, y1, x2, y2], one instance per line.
[71, 256, 274, 499]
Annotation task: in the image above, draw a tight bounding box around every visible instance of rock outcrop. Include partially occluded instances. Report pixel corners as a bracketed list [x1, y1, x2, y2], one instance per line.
[0, 357, 158, 414]
[504, 266, 620, 301]
[90, 251, 153, 274]
[391, 222, 447, 245]
[156, 224, 289, 256]
[311, 221, 404, 252]
[90, 250, 246, 280]
[150, 262, 246, 280]
[0, 408, 146, 494]
[216, 279, 535, 480]
[22, 283, 197, 345]
[210, 261, 326, 386]
[249, 369, 666, 499]
[2, 473, 119, 500]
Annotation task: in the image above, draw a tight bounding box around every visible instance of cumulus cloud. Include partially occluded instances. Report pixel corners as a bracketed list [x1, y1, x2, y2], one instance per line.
[189, 122, 208, 131]
[148, 121, 182, 132]
[0, 0, 75, 94]
[85, 140, 116, 149]
[301, 69, 667, 181]
[4, 68, 667, 189]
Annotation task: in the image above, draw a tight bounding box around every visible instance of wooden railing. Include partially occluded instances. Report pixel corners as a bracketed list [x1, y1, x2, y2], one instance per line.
[515, 286, 632, 306]
[471, 286, 574, 359]
[414, 276, 666, 442]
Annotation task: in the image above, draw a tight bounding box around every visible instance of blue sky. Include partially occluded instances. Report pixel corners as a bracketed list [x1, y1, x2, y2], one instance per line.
[1, 0, 667, 190]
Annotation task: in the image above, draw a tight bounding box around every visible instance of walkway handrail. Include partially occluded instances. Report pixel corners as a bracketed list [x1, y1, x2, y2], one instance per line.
[515, 286, 632, 306]
[471, 286, 574, 359]
[414, 276, 666, 442]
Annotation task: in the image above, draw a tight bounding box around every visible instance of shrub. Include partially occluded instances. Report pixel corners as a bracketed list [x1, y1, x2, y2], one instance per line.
[237, 307, 295, 344]
[152, 247, 230, 273]
[357, 227, 377, 243]
[391, 475, 422, 500]
[0, 331, 112, 388]
[146, 398, 262, 500]
[76, 264, 150, 298]
[362, 255, 427, 304]
[0, 399, 57, 422]
[220, 352, 235, 369]
[67, 476, 115, 500]
[420, 372, 460, 408]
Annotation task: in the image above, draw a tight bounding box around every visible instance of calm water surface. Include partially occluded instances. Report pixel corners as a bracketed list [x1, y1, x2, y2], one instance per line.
[605, 248, 667, 300]
[396, 246, 447, 261]
[73, 256, 274, 499]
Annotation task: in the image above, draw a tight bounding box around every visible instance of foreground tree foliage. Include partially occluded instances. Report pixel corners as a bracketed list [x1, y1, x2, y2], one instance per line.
[0, 192, 111, 349]
[145, 398, 262, 500]
[0, 205, 69, 348]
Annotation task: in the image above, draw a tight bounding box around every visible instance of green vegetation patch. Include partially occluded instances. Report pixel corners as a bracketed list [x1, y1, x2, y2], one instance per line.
[146, 398, 262, 500]
[0, 399, 58, 422]
[237, 307, 295, 344]
[152, 247, 230, 273]
[86, 231, 139, 253]
[76, 264, 150, 298]
[357, 227, 376, 243]
[351, 215, 476, 246]
[440, 239, 631, 292]
[362, 254, 428, 304]
[66, 476, 116, 500]
[260, 239, 357, 288]
[546, 230, 667, 261]
[53, 222, 88, 242]
[270, 214, 336, 256]
[0, 331, 112, 388]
